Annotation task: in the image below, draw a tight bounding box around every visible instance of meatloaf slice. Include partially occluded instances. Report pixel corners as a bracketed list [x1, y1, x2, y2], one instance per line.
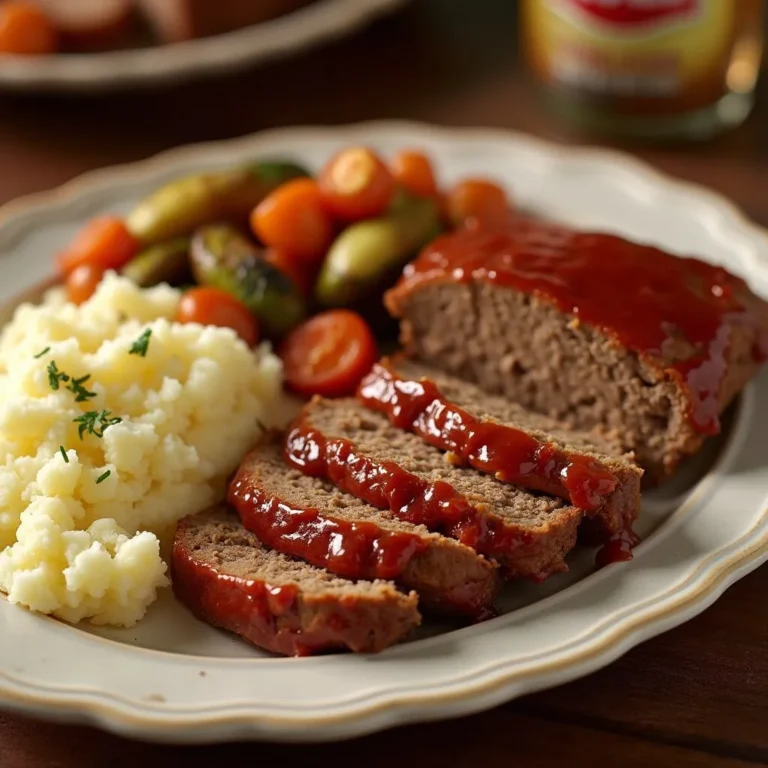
[385, 218, 768, 483]
[287, 397, 584, 580]
[228, 442, 500, 620]
[358, 357, 643, 540]
[172, 505, 420, 656]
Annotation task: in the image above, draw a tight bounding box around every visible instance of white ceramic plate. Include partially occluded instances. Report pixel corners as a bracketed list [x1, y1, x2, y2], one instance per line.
[0, 122, 767, 744]
[0, 0, 408, 92]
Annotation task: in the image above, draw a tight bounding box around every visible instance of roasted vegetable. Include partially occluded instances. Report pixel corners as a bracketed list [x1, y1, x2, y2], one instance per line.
[121, 237, 191, 287]
[126, 161, 309, 246]
[318, 147, 395, 222]
[316, 191, 442, 307]
[280, 310, 378, 399]
[56, 216, 139, 276]
[444, 179, 510, 227]
[176, 287, 260, 347]
[190, 224, 305, 338]
[250, 178, 333, 264]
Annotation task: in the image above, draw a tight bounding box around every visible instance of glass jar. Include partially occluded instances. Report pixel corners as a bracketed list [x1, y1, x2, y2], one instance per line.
[521, 0, 764, 140]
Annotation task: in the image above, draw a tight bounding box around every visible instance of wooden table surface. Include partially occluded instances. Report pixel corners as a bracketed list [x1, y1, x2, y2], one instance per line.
[0, 2, 766, 766]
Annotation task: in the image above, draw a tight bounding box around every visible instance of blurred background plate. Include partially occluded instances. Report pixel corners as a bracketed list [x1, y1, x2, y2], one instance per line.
[0, 0, 409, 92]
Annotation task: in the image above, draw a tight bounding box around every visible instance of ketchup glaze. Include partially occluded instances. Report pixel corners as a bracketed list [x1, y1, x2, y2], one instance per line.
[386, 216, 768, 435]
[358, 360, 621, 513]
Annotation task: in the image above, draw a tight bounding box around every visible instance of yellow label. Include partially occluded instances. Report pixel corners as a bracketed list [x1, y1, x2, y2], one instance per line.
[522, 0, 744, 109]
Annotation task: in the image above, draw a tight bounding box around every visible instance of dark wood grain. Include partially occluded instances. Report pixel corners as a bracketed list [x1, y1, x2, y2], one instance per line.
[0, 1, 766, 766]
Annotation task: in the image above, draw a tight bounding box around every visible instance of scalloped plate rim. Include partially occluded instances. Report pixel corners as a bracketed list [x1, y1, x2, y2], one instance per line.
[0, 121, 766, 744]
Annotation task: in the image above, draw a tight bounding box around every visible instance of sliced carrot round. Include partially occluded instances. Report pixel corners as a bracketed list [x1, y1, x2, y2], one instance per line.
[391, 150, 438, 199]
[318, 147, 396, 222]
[250, 179, 334, 265]
[445, 179, 511, 228]
[56, 216, 139, 276]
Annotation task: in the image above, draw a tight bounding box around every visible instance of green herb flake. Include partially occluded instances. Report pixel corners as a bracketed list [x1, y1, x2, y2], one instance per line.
[34, 347, 51, 359]
[129, 329, 152, 357]
[59, 446, 69, 463]
[47, 361, 70, 391]
[73, 409, 122, 440]
[96, 470, 111, 485]
[65, 374, 97, 403]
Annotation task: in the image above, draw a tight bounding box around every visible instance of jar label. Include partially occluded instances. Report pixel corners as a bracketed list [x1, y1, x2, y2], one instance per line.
[551, 0, 700, 33]
[522, 0, 756, 113]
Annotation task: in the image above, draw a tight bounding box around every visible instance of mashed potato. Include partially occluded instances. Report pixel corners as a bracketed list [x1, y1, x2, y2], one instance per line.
[0, 273, 285, 626]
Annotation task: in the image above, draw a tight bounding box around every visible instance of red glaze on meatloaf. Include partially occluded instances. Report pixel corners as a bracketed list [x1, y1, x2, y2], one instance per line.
[228, 441, 500, 620]
[357, 357, 642, 541]
[286, 397, 585, 580]
[385, 215, 768, 482]
[172, 506, 421, 656]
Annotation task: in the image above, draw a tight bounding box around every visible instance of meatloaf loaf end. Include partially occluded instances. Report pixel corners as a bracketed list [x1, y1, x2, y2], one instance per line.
[385, 218, 768, 484]
[172, 505, 420, 656]
[287, 397, 584, 580]
[358, 357, 643, 540]
[228, 442, 500, 620]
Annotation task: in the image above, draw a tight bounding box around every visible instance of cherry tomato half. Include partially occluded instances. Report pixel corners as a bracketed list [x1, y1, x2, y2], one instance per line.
[318, 147, 396, 222]
[66, 264, 105, 305]
[444, 179, 511, 228]
[56, 216, 139, 276]
[391, 150, 438, 199]
[279, 310, 378, 398]
[176, 287, 260, 347]
[0, 2, 58, 55]
[250, 179, 334, 265]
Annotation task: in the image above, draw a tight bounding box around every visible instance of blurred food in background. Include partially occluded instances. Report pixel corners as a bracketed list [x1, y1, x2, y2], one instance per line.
[0, 0, 317, 54]
[135, 0, 315, 44]
[521, 0, 764, 140]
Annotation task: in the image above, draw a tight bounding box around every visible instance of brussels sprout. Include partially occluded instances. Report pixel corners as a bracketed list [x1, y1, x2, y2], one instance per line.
[190, 224, 306, 338]
[316, 191, 442, 307]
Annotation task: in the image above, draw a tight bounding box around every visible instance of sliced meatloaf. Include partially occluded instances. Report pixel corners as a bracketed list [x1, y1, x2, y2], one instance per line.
[287, 397, 584, 580]
[228, 442, 500, 620]
[358, 357, 643, 540]
[172, 505, 420, 656]
[385, 217, 768, 483]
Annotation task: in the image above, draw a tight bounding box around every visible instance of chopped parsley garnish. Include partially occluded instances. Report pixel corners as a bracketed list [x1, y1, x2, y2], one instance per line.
[65, 374, 97, 403]
[96, 470, 111, 485]
[47, 361, 70, 391]
[73, 409, 122, 440]
[47, 360, 97, 402]
[34, 347, 51, 359]
[129, 329, 152, 357]
[59, 446, 69, 463]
